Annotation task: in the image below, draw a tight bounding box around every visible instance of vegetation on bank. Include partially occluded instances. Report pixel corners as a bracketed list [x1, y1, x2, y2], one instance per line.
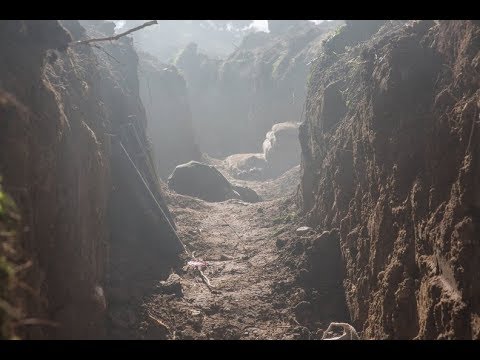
[0, 177, 20, 339]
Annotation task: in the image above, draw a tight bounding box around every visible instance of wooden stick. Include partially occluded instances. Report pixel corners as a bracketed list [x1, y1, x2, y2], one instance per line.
[71, 20, 158, 46]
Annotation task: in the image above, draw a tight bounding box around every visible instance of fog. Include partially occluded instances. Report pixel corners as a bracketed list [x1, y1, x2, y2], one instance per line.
[112, 20, 329, 62]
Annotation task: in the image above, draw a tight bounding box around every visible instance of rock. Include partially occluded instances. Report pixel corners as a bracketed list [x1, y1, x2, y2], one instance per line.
[168, 161, 236, 202]
[232, 185, 261, 203]
[225, 153, 266, 178]
[322, 322, 359, 340]
[292, 288, 307, 303]
[168, 161, 259, 203]
[155, 273, 183, 296]
[188, 310, 204, 332]
[296, 226, 313, 236]
[263, 122, 301, 178]
[292, 325, 311, 340]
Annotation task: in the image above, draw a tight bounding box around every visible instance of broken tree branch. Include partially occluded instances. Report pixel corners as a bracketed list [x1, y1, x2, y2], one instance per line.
[71, 20, 158, 46]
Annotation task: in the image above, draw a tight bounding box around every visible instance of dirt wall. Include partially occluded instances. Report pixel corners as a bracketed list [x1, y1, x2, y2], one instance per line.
[299, 20, 480, 339]
[0, 20, 181, 339]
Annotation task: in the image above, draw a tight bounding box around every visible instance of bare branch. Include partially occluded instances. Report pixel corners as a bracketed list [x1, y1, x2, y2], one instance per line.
[71, 20, 158, 46]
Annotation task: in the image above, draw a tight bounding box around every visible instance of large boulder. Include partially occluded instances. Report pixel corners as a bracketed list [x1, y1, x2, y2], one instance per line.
[225, 153, 267, 180]
[224, 122, 301, 181]
[167, 161, 260, 203]
[262, 122, 301, 178]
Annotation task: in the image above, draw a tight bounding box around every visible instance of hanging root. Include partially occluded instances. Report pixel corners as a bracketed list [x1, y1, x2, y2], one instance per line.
[321, 322, 359, 340]
[197, 268, 215, 292]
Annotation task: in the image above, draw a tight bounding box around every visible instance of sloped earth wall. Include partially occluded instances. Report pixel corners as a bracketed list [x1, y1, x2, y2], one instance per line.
[299, 20, 480, 339]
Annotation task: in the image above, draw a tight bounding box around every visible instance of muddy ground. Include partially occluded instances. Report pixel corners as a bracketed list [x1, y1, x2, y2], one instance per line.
[111, 163, 341, 340]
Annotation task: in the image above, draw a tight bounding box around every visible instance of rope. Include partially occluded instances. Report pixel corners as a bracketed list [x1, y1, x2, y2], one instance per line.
[116, 139, 187, 254]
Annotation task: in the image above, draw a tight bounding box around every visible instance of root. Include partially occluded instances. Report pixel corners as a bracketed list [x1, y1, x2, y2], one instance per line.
[322, 322, 359, 340]
[197, 268, 216, 293]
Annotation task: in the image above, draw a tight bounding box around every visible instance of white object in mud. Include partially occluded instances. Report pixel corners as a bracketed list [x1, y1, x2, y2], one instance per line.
[321, 322, 359, 340]
[296, 226, 312, 236]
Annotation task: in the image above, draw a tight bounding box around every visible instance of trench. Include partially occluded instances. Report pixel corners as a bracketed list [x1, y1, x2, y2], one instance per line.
[8, 19, 478, 340]
[105, 150, 351, 340]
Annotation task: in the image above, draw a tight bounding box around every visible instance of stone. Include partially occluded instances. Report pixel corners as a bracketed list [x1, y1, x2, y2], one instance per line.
[292, 325, 311, 340]
[168, 161, 260, 203]
[232, 185, 261, 203]
[263, 122, 301, 178]
[168, 161, 235, 202]
[296, 226, 313, 236]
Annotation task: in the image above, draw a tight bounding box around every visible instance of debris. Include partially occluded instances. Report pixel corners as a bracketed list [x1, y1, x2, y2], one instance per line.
[148, 314, 170, 331]
[198, 268, 215, 291]
[292, 325, 311, 340]
[321, 322, 359, 340]
[187, 259, 209, 270]
[145, 314, 170, 339]
[156, 273, 183, 296]
[186, 257, 217, 292]
[296, 226, 313, 236]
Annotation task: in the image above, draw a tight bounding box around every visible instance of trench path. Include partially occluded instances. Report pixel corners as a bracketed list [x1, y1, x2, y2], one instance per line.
[136, 165, 319, 339]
